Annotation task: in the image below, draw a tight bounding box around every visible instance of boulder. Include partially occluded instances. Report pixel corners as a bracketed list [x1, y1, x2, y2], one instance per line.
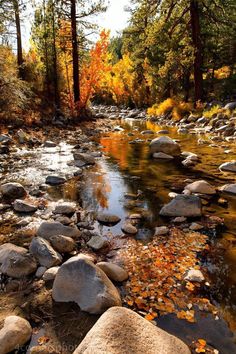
[160, 195, 202, 217]
[13, 199, 38, 213]
[52, 255, 121, 314]
[87, 235, 108, 250]
[0, 316, 32, 354]
[50, 235, 76, 253]
[219, 161, 236, 172]
[35, 266, 47, 278]
[97, 262, 129, 282]
[29, 237, 62, 268]
[53, 203, 76, 215]
[185, 180, 216, 195]
[150, 136, 181, 156]
[45, 176, 66, 185]
[37, 221, 81, 240]
[97, 213, 121, 226]
[220, 184, 236, 195]
[0, 243, 37, 278]
[72, 307, 190, 354]
[0, 182, 27, 200]
[121, 223, 138, 235]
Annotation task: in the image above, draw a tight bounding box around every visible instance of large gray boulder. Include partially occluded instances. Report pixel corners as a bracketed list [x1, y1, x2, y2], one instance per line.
[219, 161, 236, 173]
[150, 136, 181, 156]
[73, 307, 190, 354]
[29, 237, 62, 268]
[52, 255, 121, 314]
[185, 180, 216, 195]
[0, 243, 37, 278]
[0, 316, 32, 354]
[37, 221, 81, 240]
[160, 195, 202, 217]
[0, 183, 27, 200]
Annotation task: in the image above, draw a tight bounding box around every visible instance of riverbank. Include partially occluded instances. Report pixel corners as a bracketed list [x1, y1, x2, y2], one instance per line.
[0, 111, 236, 353]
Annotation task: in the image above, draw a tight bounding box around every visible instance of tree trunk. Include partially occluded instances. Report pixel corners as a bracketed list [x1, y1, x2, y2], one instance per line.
[52, 0, 60, 113]
[71, 0, 80, 108]
[190, 0, 203, 103]
[13, 0, 24, 79]
[43, 0, 50, 95]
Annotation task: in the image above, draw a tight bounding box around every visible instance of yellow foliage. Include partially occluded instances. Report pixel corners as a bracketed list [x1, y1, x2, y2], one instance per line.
[147, 98, 193, 120]
[203, 105, 231, 119]
[214, 66, 231, 79]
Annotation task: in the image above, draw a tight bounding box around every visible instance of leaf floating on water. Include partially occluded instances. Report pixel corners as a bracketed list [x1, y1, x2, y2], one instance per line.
[38, 336, 50, 345]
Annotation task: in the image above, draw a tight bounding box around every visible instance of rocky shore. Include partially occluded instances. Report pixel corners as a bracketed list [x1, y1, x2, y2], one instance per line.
[0, 106, 235, 353]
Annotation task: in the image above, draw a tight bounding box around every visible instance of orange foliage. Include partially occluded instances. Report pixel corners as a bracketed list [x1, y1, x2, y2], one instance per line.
[79, 30, 111, 109]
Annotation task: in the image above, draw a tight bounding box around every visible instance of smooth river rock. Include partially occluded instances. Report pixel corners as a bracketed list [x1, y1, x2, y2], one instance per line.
[159, 195, 202, 217]
[185, 180, 216, 195]
[52, 255, 122, 314]
[219, 184, 236, 194]
[45, 176, 66, 185]
[97, 262, 129, 282]
[37, 221, 81, 240]
[219, 161, 236, 172]
[97, 213, 121, 226]
[50, 235, 76, 253]
[0, 182, 27, 200]
[87, 235, 108, 250]
[0, 243, 37, 278]
[150, 136, 181, 156]
[72, 307, 191, 354]
[53, 203, 76, 215]
[0, 316, 32, 354]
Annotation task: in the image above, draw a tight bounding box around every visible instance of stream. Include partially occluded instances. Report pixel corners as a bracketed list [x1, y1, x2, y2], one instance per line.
[0, 117, 236, 353]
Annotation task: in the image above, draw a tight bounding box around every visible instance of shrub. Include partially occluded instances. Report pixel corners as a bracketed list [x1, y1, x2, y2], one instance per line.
[147, 98, 193, 120]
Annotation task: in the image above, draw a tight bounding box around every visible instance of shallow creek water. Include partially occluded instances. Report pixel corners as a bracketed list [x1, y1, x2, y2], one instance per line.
[1, 118, 236, 353]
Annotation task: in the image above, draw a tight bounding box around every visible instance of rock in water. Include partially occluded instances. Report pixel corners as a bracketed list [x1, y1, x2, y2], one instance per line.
[72, 307, 190, 354]
[52, 255, 121, 314]
[0, 316, 32, 354]
[185, 180, 216, 195]
[0, 182, 27, 200]
[97, 262, 128, 282]
[159, 195, 202, 217]
[13, 199, 38, 213]
[220, 184, 236, 195]
[0, 243, 37, 278]
[149, 136, 181, 156]
[121, 223, 138, 235]
[97, 213, 121, 226]
[29, 237, 62, 268]
[37, 221, 81, 240]
[219, 161, 236, 173]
